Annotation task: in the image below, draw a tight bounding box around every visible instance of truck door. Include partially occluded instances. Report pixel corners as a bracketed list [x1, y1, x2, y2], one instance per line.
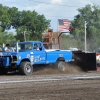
[33, 43, 46, 64]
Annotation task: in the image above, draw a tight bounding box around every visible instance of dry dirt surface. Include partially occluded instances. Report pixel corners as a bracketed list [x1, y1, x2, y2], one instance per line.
[0, 65, 100, 100]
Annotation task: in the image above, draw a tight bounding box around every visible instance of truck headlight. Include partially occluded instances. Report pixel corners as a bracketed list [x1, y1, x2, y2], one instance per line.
[0, 52, 3, 56]
[17, 55, 21, 60]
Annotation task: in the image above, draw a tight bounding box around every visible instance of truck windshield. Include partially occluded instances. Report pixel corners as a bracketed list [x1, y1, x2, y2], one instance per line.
[13, 43, 33, 52]
[1, 43, 33, 52]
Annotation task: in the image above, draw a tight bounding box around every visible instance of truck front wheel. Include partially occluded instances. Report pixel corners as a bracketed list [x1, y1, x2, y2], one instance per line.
[55, 61, 66, 71]
[19, 61, 33, 75]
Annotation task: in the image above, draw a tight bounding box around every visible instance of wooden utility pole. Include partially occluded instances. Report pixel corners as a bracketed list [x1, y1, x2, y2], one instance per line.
[23, 31, 26, 41]
[85, 21, 87, 52]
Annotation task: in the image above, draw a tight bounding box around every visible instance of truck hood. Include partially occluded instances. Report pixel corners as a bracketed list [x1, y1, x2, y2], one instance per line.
[0, 52, 18, 56]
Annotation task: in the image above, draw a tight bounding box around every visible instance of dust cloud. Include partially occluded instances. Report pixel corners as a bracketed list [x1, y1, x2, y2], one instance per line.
[33, 63, 84, 75]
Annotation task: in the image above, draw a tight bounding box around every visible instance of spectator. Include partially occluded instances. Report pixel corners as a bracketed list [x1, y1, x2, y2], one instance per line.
[5, 44, 14, 52]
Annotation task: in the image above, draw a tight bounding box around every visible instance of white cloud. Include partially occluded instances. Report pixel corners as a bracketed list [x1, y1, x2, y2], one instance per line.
[51, 0, 62, 4]
[79, 0, 93, 6]
[0, 0, 12, 1]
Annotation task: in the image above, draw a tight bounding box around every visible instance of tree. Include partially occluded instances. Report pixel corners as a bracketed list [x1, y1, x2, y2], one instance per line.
[71, 4, 100, 51]
[0, 4, 50, 42]
[0, 4, 11, 31]
[14, 10, 50, 41]
[0, 27, 16, 45]
[8, 7, 18, 29]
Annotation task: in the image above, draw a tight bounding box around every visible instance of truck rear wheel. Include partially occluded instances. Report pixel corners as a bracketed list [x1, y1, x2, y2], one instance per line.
[56, 61, 66, 71]
[19, 61, 33, 75]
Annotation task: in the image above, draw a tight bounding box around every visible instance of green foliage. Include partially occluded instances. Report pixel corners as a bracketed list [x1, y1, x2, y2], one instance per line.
[14, 10, 50, 41]
[0, 27, 16, 45]
[8, 7, 18, 29]
[60, 34, 78, 49]
[0, 4, 50, 43]
[0, 4, 11, 31]
[2, 3, 100, 52]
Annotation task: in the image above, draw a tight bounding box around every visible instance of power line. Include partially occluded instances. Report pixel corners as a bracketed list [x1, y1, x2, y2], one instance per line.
[0, 1, 77, 18]
[45, 15, 74, 18]
[29, 0, 79, 7]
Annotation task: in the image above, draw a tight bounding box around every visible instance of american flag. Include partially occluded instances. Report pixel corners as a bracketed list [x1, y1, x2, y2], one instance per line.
[58, 19, 73, 32]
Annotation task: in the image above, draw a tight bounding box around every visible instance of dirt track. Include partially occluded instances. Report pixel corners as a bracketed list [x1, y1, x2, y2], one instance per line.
[0, 65, 100, 100]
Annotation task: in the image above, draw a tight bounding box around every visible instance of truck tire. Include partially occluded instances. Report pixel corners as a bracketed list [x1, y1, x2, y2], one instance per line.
[19, 61, 33, 75]
[56, 61, 66, 71]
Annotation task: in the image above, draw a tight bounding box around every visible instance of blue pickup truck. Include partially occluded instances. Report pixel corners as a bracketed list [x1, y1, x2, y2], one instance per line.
[0, 41, 73, 75]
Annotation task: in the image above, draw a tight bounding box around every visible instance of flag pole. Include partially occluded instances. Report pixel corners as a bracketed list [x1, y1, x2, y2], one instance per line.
[57, 19, 72, 49]
[57, 19, 60, 49]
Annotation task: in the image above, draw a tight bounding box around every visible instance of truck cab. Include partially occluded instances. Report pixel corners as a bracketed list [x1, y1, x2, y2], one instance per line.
[0, 41, 73, 75]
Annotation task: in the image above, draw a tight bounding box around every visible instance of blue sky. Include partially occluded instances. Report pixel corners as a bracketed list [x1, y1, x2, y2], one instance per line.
[0, 0, 100, 32]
